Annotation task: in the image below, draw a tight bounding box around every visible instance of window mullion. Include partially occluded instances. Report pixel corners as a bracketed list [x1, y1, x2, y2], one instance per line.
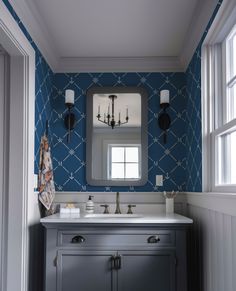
[225, 134, 231, 184]
[214, 43, 223, 129]
[222, 40, 228, 125]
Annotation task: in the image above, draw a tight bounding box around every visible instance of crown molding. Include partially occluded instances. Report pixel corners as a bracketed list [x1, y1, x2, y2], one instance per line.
[203, 0, 236, 45]
[56, 56, 184, 73]
[9, 0, 59, 71]
[179, 0, 219, 70]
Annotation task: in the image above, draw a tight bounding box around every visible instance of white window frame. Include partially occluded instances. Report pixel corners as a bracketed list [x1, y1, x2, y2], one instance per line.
[107, 144, 141, 180]
[202, 0, 236, 192]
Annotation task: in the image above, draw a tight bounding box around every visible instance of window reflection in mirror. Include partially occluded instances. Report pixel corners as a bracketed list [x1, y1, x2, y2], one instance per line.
[109, 145, 141, 180]
[86, 87, 148, 186]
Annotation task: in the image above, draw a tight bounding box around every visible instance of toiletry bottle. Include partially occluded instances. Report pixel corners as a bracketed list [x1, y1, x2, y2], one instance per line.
[86, 195, 94, 213]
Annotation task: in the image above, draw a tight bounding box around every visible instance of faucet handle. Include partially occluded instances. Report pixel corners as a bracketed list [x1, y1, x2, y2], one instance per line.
[100, 204, 109, 214]
[127, 204, 136, 214]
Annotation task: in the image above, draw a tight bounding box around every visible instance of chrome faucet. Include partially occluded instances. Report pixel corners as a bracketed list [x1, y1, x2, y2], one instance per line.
[115, 192, 121, 214]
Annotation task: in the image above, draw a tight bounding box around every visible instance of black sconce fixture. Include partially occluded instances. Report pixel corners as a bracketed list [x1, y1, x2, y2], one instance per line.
[64, 89, 76, 143]
[158, 90, 171, 144]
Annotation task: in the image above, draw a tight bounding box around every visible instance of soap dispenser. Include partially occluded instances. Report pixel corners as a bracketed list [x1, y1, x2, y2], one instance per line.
[86, 195, 94, 213]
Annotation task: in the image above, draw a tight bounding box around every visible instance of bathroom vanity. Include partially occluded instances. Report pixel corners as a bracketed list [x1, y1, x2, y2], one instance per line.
[41, 213, 192, 291]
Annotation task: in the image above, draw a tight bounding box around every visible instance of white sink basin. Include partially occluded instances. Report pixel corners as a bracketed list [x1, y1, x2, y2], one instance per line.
[84, 213, 143, 218]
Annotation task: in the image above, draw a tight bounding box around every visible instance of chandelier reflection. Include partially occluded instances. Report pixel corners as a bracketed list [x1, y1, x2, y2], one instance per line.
[96, 95, 129, 129]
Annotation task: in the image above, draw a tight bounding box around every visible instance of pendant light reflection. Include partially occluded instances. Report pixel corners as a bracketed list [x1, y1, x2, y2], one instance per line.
[96, 94, 129, 129]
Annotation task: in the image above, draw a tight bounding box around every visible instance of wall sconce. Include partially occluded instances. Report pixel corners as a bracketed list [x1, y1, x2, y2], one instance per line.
[158, 90, 171, 144]
[64, 89, 76, 143]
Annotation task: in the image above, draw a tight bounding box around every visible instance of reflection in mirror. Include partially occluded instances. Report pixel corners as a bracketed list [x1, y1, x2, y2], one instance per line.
[86, 87, 148, 186]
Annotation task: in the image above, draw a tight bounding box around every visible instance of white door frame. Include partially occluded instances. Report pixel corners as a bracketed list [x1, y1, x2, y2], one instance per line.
[0, 48, 10, 291]
[0, 2, 35, 291]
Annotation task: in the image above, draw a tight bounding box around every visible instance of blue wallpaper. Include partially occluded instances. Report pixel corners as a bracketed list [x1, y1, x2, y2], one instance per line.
[2, 0, 54, 173]
[185, 0, 223, 191]
[51, 73, 187, 192]
[3, 0, 223, 192]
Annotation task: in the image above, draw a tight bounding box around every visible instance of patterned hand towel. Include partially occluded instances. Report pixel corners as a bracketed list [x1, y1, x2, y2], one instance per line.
[38, 134, 55, 210]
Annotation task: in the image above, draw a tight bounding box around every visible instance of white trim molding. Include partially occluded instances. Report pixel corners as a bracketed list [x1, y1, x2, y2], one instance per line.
[9, 0, 58, 71]
[56, 56, 183, 73]
[54, 191, 186, 204]
[185, 192, 236, 217]
[180, 0, 219, 70]
[0, 2, 35, 291]
[0, 48, 9, 291]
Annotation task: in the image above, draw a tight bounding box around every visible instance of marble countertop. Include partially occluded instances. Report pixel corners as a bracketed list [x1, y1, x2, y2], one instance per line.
[40, 212, 193, 225]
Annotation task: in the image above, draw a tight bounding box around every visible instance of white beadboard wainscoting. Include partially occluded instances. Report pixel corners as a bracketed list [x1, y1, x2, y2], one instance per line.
[185, 192, 236, 291]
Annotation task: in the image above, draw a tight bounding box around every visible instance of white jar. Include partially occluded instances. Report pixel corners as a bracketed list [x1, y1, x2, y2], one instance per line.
[166, 198, 174, 213]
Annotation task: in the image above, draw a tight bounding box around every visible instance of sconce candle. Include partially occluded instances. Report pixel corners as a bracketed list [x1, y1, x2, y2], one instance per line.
[160, 90, 170, 104]
[65, 89, 75, 105]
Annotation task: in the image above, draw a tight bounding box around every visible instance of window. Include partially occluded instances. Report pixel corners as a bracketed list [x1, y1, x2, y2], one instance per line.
[225, 25, 236, 122]
[202, 4, 236, 192]
[213, 25, 236, 187]
[108, 145, 141, 180]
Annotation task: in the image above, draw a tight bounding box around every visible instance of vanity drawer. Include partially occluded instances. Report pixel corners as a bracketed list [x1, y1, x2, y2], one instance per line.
[57, 230, 175, 248]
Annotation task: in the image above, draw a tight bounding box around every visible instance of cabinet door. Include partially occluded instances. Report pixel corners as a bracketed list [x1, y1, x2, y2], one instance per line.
[57, 250, 116, 291]
[118, 251, 175, 291]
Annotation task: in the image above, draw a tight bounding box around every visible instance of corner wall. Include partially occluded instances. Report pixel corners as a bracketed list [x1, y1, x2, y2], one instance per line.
[185, 0, 223, 191]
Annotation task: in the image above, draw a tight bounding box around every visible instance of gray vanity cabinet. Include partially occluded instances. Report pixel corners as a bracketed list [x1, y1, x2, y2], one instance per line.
[118, 250, 175, 291]
[57, 250, 115, 291]
[42, 224, 189, 291]
[56, 249, 175, 291]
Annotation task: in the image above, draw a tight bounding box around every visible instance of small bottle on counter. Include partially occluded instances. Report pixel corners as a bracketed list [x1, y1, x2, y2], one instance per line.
[86, 195, 94, 213]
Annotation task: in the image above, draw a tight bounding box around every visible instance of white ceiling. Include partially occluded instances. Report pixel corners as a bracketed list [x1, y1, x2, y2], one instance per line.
[9, 0, 219, 72]
[28, 0, 197, 58]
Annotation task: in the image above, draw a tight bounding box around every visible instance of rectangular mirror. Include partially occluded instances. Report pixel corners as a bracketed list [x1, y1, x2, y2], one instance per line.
[86, 87, 148, 186]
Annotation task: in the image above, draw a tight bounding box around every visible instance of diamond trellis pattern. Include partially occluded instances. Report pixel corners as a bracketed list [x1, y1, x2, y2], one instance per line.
[51, 73, 187, 192]
[185, 47, 202, 192]
[185, 0, 223, 191]
[2, 0, 224, 193]
[2, 0, 54, 173]
[34, 51, 54, 173]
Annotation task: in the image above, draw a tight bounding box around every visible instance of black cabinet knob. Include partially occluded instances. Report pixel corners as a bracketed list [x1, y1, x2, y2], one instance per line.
[147, 235, 160, 243]
[71, 235, 86, 244]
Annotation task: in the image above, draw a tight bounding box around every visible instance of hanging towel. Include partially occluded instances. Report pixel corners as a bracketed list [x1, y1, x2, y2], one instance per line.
[38, 134, 55, 210]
